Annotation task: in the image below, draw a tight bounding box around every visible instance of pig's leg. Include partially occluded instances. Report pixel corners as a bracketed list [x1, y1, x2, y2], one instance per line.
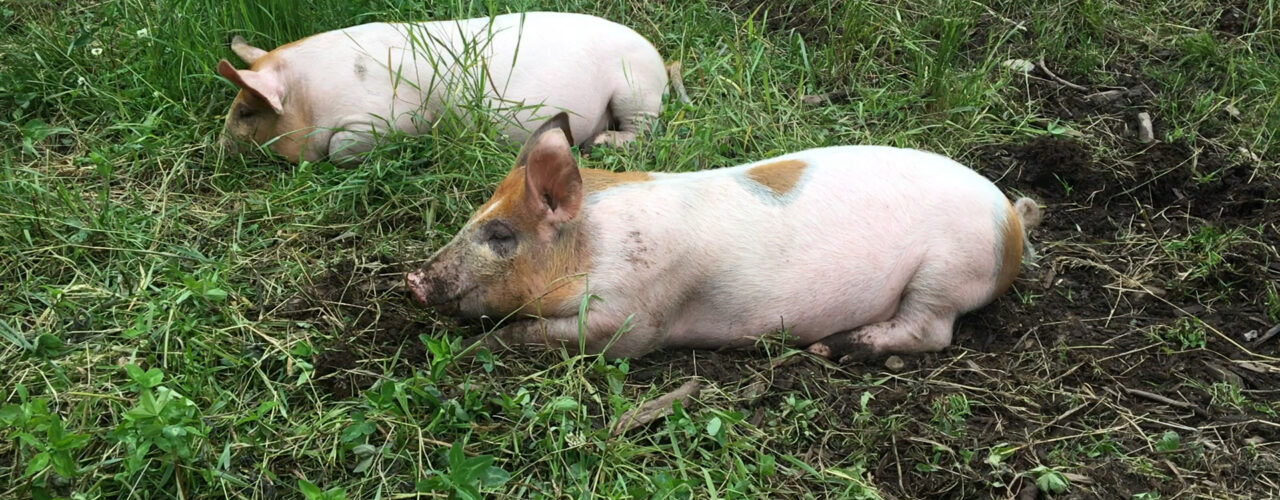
[806, 297, 959, 363]
[327, 127, 376, 165]
[591, 82, 663, 148]
[464, 314, 660, 359]
[589, 130, 638, 148]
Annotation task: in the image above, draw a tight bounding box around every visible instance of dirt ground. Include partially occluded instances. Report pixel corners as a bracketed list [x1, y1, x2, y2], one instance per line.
[279, 5, 1280, 498]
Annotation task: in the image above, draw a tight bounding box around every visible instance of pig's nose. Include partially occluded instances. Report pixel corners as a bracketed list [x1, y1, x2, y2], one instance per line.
[405, 269, 433, 306]
[219, 135, 236, 154]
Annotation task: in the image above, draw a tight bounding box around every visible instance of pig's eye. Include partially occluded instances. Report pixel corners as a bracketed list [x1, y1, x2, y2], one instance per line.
[237, 107, 257, 119]
[480, 220, 517, 257]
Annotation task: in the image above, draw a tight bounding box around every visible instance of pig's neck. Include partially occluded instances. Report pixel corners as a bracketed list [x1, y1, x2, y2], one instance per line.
[580, 170, 702, 274]
[534, 218, 594, 316]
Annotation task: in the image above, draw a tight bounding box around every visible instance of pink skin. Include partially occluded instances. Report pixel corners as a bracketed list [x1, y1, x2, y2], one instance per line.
[408, 135, 1040, 361]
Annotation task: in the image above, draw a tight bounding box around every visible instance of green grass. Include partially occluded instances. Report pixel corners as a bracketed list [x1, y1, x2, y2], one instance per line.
[3, 0, 1279, 498]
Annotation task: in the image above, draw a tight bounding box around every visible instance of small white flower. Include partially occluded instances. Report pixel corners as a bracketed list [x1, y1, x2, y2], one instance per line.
[135, 28, 149, 38]
[90, 47, 103, 56]
[77, 76, 88, 87]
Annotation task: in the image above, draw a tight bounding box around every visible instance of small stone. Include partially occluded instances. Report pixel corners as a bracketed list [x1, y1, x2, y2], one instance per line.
[884, 355, 905, 372]
[1238, 146, 1261, 163]
[1225, 104, 1241, 120]
[1137, 112, 1154, 143]
[802, 94, 825, 106]
[1002, 59, 1035, 73]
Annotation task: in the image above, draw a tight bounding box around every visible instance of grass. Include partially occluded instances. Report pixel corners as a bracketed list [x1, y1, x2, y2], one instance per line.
[3, 0, 1279, 498]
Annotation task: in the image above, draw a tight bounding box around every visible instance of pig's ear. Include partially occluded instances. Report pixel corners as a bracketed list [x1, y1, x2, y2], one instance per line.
[522, 126, 582, 225]
[229, 35, 268, 65]
[217, 59, 284, 114]
[516, 112, 575, 165]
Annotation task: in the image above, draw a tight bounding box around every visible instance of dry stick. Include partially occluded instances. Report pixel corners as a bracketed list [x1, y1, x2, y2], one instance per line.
[1164, 460, 1186, 485]
[1008, 425, 1129, 453]
[1084, 89, 1126, 102]
[611, 380, 703, 436]
[1253, 323, 1280, 347]
[1037, 58, 1088, 91]
[1123, 387, 1196, 410]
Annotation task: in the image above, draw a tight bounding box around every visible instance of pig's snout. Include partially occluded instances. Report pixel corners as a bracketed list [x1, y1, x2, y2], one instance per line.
[405, 269, 436, 307]
[218, 134, 243, 155]
[405, 262, 466, 315]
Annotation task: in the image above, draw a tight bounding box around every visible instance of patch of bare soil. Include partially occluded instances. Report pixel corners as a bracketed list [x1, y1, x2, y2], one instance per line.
[1027, 63, 1156, 124]
[1214, 1, 1260, 36]
[262, 257, 440, 399]
[720, 0, 833, 44]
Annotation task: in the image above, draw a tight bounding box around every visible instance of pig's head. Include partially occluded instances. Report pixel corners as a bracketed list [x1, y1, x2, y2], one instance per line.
[407, 112, 589, 320]
[215, 36, 316, 163]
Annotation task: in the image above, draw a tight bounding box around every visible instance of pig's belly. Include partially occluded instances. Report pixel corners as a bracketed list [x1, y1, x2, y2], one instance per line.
[660, 259, 914, 349]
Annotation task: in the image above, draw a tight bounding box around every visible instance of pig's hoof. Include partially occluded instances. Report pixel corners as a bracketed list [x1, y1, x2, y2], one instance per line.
[590, 130, 637, 148]
[813, 330, 878, 365]
[836, 352, 875, 365]
[831, 345, 877, 365]
[805, 342, 832, 358]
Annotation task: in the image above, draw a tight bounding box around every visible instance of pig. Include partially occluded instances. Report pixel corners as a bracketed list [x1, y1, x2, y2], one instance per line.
[405, 112, 1043, 362]
[216, 12, 689, 165]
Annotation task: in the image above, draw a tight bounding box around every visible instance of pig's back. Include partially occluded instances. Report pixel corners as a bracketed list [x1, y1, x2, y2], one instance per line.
[589, 146, 1013, 348]
[411, 12, 665, 143]
[276, 14, 664, 143]
[474, 12, 667, 142]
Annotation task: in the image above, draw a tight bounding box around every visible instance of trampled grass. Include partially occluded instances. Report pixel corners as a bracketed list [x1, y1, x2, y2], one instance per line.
[2, 0, 1278, 498]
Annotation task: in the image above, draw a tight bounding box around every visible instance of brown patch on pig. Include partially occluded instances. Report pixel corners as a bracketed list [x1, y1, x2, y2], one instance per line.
[472, 168, 531, 222]
[414, 115, 649, 321]
[991, 201, 1025, 298]
[475, 169, 651, 222]
[245, 36, 315, 72]
[219, 59, 317, 162]
[461, 163, 590, 317]
[746, 159, 806, 195]
[226, 90, 317, 162]
[219, 36, 327, 162]
[581, 169, 652, 193]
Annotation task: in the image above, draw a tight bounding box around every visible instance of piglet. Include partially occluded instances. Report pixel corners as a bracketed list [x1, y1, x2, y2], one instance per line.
[216, 12, 687, 165]
[406, 113, 1042, 362]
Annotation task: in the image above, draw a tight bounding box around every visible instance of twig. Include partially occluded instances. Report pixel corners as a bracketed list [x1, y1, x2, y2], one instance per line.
[1037, 58, 1088, 91]
[1124, 387, 1195, 410]
[1164, 460, 1186, 485]
[611, 380, 702, 436]
[1253, 323, 1280, 347]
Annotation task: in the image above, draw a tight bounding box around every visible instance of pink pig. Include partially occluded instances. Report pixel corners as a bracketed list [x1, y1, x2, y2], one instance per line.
[406, 113, 1042, 361]
[216, 12, 686, 165]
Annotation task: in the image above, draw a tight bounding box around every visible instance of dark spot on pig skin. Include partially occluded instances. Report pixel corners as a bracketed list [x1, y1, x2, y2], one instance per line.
[354, 61, 367, 80]
[624, 230, 651, 269]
